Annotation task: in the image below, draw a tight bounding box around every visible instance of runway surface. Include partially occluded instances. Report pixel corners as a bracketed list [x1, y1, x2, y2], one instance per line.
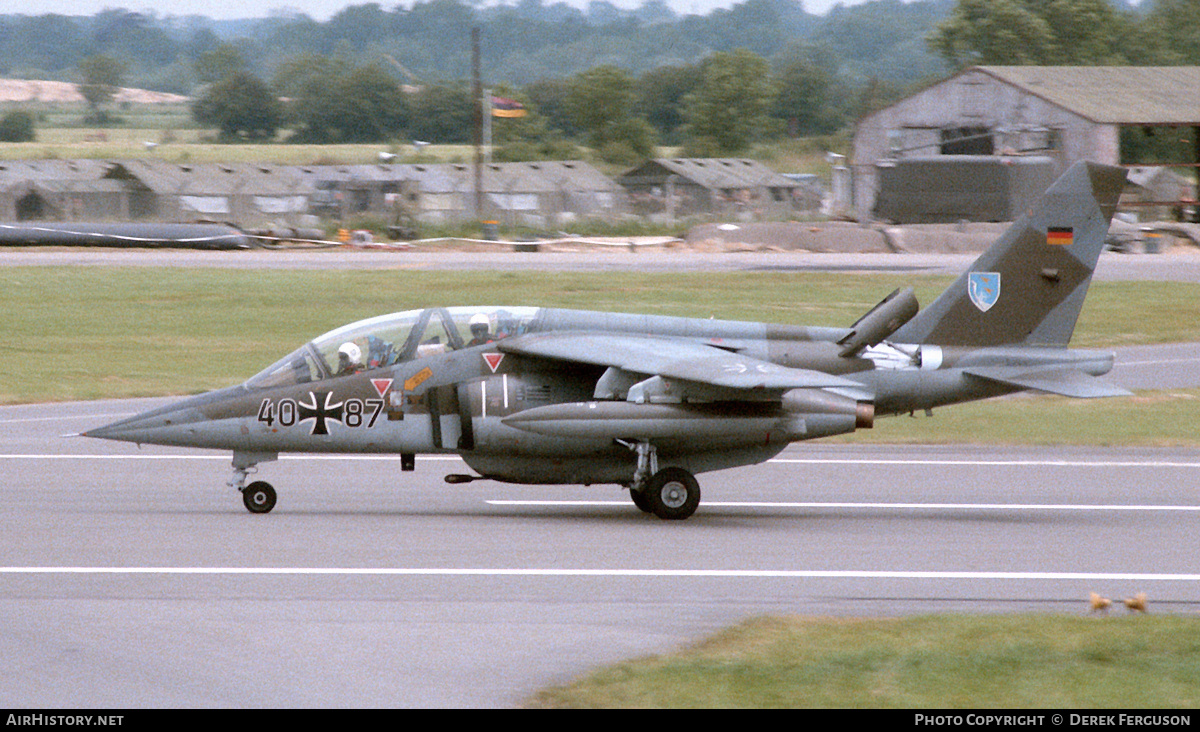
[3, 343, 1199, 707]
[3, 246, 1200, 281]
[3, 248, 1199, 707]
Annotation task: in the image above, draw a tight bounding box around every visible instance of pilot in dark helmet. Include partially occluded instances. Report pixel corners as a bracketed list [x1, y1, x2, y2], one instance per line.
[336, 342, 363, 375]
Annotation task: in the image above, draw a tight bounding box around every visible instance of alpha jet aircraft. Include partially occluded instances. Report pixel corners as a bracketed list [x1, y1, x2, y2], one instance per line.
[86, 161, 1130, 519]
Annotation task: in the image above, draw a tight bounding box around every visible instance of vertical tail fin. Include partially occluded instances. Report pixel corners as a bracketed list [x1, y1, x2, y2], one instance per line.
[890, 161, 1127, 347]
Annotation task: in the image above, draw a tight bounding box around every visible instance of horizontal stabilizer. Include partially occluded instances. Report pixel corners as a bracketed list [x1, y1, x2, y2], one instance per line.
[964, 366, 1132, 399]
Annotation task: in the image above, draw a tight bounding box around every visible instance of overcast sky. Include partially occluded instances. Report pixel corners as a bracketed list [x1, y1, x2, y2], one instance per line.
[2, 0, 865, 21]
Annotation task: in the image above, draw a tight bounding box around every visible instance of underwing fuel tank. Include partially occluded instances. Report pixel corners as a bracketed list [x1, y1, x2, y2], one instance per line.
[501, 390, 871, 442]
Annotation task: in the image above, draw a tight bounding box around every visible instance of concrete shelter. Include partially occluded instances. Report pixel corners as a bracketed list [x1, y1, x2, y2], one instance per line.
[852, 66, 1200, 220]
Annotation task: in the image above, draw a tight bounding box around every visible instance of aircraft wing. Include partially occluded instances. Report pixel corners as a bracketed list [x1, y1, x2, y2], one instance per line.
[499, 332, 860, 391]
[963, 366, 1133, 399]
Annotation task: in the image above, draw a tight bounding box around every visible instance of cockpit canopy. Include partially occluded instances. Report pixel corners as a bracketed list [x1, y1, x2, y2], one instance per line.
[246, 306, 539, 390]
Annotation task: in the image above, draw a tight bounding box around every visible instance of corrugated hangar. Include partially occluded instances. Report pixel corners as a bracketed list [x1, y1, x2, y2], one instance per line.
[852, 66, 1200, 222]
[618, 158, 815, 220]
[0, 158, 819, 229]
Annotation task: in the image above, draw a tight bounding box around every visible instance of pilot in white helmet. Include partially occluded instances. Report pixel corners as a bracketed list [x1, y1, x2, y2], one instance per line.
[467, 312, 493, 346]
[336, 342, 363, 376]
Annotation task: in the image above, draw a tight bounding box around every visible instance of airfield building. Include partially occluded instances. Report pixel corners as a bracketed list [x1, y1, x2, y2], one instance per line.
[0, 157, 818, 230]
[617, 158, 813, 220]
[0, 159, 116, 220]
[852, 66, 1200, 221]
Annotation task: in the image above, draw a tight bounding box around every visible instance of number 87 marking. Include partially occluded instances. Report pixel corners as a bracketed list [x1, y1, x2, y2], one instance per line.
[344, 399, 385, 428]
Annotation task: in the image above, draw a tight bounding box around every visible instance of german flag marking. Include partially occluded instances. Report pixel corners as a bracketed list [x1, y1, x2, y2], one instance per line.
[1047, 227, 1074, 246]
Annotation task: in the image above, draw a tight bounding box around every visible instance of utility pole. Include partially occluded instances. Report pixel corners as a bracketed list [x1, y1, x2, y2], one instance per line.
[471, 26, 483, 220]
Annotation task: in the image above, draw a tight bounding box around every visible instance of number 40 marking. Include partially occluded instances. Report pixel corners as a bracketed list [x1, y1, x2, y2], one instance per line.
[257, 398, 384, 429]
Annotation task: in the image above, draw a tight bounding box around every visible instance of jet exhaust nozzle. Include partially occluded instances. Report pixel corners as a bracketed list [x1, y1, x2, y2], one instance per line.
[782, 388, 872, 428]
[856, 401, 875, 429]
[779, 388, 874, 438]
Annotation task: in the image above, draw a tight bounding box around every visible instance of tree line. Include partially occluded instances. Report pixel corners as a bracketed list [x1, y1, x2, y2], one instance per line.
[0, 1, 950, 93]
[190, 43, 884, 162]
[3, 0, 1197, 157]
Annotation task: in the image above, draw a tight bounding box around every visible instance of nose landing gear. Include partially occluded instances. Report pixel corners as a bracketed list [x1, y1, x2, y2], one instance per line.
[241, 481, 278, 514]
[229, 451, 279, 514]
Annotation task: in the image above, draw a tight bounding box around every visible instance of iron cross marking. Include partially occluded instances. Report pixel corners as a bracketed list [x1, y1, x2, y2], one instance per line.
[297, 391, 345, 436]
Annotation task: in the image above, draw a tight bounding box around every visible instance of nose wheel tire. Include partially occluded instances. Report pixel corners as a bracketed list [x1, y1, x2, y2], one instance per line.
[643, 467, 700, 520]
[242, 481, 277, 514]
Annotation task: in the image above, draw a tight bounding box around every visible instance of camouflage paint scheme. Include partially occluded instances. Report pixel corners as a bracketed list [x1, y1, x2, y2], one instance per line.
[86, 162, 1130, 520]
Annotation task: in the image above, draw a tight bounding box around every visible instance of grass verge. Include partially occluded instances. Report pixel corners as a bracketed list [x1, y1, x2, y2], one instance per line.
[528, 614, 1200, 708]
[4, 265, 1199, 445]
[4, 266, 938, 402]
[833, 389, 1200, 447]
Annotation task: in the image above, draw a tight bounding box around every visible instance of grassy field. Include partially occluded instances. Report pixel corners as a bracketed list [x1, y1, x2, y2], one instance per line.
[0, 131, 832, 177]
[0, 103, 836, 175]
[4, 266, 1199, 447]
[7, 267, 884, 400]
[0, 105, 477, 165]
[835, 387, 1200, 446]
[529, 614, 1200, 708]
[0, 129, 480, 166]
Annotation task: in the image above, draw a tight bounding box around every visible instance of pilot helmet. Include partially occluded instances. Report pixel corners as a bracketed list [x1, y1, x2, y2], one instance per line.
[338, 342, 362, 366]
[469, 312, 490, 338]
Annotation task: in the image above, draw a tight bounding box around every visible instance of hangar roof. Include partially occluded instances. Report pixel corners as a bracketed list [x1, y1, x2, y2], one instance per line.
[974, 66, 1200, 125]
[296, 161, 620, 194]
[617, 158, 800, 190]
[104, 160, 309, 196]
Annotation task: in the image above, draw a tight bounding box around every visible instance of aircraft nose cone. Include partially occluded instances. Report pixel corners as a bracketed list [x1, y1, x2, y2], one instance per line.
[82, 420, 129, 441]
[82, 385, 247, 446]
[84, 403, 194, 444]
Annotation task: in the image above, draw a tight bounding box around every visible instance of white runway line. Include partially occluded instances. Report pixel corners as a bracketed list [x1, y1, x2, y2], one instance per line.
[0, 412, 135, 425]
[769, 458, 1200, 468]
[4, 454, 1199, 468]
[1, 566, 1198, 582]
[486, 499, 1200, 512]
[0, 454, 463, 461]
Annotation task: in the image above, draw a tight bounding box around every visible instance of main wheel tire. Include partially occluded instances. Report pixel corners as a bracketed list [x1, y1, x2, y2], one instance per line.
[242, 481, 277, 514]
[643, 467, 700, 521]
[630, 487, 654, 513]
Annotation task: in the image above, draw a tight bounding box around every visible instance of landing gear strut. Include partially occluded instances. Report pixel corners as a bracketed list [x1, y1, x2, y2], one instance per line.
[229, 451, 279, 514]
[621, 440, 701, 520]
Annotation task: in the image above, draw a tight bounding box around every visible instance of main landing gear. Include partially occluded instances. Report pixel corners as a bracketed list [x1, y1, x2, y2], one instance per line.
[623, 441, 701, 521]
[230, 451, 279, 514]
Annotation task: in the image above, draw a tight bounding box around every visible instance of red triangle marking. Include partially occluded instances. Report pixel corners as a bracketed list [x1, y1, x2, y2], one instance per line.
[483, 353, 504, 373]
[371, 378, 394, 397]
